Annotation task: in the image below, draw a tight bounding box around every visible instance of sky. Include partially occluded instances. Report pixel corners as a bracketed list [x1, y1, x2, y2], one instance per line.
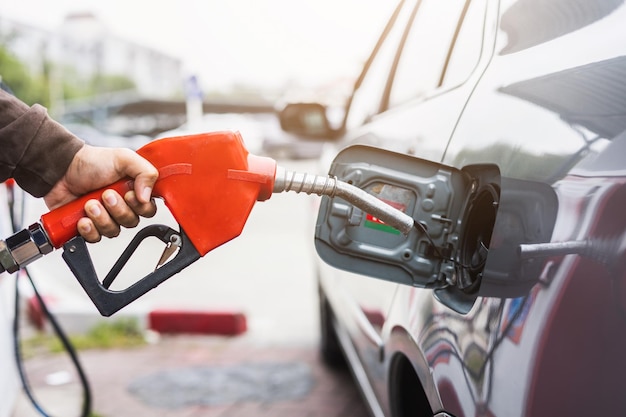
[0, 0, 395, 92]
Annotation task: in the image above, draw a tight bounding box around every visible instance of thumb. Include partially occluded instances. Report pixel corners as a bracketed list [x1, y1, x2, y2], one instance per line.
[116, 149, 159, 204]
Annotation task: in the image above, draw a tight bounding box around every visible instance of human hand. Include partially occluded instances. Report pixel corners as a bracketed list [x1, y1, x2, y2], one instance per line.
[43, 144, 159, 242]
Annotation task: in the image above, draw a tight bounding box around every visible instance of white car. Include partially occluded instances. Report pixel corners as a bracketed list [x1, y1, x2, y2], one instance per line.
[278, 0, 626, 416]
[156, 112, 279, 157]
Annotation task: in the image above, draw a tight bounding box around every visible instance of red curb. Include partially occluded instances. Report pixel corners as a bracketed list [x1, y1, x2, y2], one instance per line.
[26, 295, 45, 331]
[148, 310, 247, 335]
[27, 293, 247, 336]
[26, 294, 57, 331]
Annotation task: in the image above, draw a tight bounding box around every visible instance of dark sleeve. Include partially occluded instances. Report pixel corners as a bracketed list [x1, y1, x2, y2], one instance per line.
[0, 89, 84, 197]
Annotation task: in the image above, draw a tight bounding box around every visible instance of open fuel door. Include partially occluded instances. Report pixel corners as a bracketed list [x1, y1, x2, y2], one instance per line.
[314, 145, 558, 313]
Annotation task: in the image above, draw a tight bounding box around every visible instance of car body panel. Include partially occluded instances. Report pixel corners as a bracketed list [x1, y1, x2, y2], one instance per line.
[293, 0, 626, 415]
[317, 0, 497, 414]
[438, 3, 626, 414]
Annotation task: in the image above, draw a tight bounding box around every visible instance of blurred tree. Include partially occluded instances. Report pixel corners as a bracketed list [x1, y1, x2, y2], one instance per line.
[59, 70, 137, 100]
[1, 42, 136, 107]
[90, 73, 136, 95]
[0, 43, 50, 106]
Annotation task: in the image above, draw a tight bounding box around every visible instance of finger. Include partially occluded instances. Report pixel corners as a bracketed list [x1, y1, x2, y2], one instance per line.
[115, 149, 159, 204]
[77, 217, 101, 243]
[102, 189, 140, 228]
[84, 199, 121, 238]
[125, 190, 157, 218]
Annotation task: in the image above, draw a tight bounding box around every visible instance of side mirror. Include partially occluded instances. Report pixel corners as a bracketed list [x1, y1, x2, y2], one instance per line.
[314, 145, 558, 313]
[278, 102, 334, 139]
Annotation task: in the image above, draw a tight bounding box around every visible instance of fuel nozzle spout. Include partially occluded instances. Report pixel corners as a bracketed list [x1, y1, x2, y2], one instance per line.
[273, 166, 414, 235]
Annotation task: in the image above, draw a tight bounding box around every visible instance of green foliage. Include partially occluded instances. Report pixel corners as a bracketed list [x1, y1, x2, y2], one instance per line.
[91, 74, 136, 94]
[21, 318, 146, 356]
[1, 43, 136, 106]
[62, 318, 146, 351]
[0, 44, 50, 106]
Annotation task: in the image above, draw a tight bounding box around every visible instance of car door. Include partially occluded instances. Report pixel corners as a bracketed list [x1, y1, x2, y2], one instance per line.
[437, 0, 626, 415]
[317, 0, 493, 409]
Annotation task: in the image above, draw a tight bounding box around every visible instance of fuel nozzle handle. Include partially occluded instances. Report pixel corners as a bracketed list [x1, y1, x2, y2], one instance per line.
[0, 179, 133, 275]
[273, 166, 414, 235]
[0, 131, 275, 276]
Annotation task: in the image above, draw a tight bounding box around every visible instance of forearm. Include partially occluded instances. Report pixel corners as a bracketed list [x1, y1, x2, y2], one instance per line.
[0, 90, 84, 197]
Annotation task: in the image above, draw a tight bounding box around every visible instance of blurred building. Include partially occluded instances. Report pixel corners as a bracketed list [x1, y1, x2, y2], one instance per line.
[0, 13, 190, 135]
[0, 13, 183, 100]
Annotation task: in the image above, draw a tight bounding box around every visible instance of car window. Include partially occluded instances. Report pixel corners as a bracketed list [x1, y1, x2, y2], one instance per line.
[344, 0, 415, 131]
[387, 0, 471, 108]
[441, 0, 486, 87]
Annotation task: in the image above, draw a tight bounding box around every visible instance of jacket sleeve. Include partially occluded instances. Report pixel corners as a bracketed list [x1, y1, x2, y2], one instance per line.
[0, 90, 84, 197]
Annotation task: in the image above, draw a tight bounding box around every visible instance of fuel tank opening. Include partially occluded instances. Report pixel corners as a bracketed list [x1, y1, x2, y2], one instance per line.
[458, 183, 500, 294]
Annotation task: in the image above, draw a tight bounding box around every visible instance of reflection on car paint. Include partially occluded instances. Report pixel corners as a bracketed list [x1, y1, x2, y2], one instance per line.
[300, 0, 626, 414]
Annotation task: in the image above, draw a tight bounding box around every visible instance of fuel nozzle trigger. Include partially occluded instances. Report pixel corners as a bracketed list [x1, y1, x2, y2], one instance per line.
[61, 224, 200, 316]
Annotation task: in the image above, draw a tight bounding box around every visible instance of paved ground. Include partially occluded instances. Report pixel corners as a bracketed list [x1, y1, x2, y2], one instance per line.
[10, 158, 371, 417]
[13, 334, 369, 417]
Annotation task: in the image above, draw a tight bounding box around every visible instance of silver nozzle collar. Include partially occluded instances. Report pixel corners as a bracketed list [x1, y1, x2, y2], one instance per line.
[28, 223, 53, 255]
[2, 223, 53, 272]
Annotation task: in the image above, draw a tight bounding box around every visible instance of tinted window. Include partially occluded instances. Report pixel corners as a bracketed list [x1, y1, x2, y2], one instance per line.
[387, 0, 468, 108]
[344, 0, 415, 130]
[441, 0, 486, 87]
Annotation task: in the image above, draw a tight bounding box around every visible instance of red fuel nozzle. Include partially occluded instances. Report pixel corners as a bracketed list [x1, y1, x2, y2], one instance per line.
[41, 131, 277, 255]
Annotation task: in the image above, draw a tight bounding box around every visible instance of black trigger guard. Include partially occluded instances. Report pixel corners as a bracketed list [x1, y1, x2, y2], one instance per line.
[62, 224, 201, 317]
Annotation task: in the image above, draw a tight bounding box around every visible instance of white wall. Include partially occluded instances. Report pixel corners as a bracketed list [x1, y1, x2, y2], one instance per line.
[0, 277, 18, 417]
[0, 187, 18, 417]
